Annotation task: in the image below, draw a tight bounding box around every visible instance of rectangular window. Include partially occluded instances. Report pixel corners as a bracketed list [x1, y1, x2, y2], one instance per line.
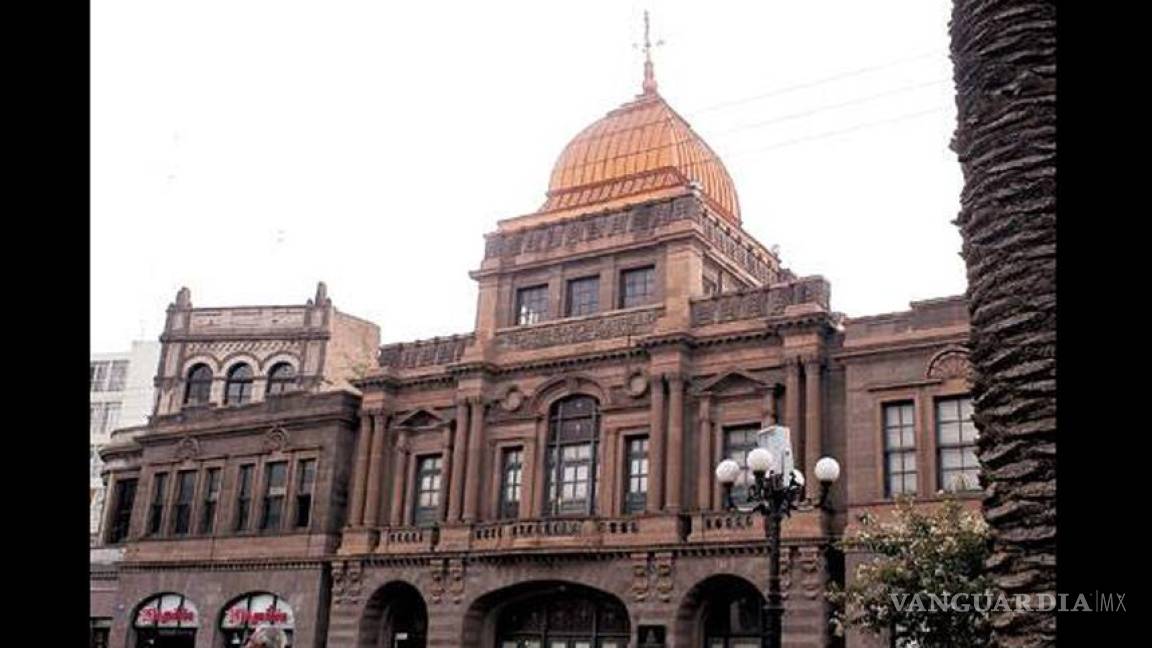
[624, 436, 649, 514]
[294, 458, 317, 529]
[90, 362, 108, 392]
[499, 448, 523, 519]
[89, 403, 105, 437]
[703, 276, 718, 297]
[515, 284, 549, 325]
[937, 396, 979, 492]
[619, 266, 656, 308]
[171, 471, 196, 535]
[413, 456, 443, 526]
[147, 473, 168, 536]
[723, 424, 760, 503]
[260, 461, 288, 531]
[199, 468, 221, 534]
[234, 464, 254, 531]
[548, 444, 594, 515]
[106, 360, 129, 392]
[565, 276, 600, 317]
[107, 478, 137, 544]
[883, 402, 918, 497]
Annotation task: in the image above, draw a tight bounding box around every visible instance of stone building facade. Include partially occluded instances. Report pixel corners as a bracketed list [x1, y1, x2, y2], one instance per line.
[96, 60, 976, 648]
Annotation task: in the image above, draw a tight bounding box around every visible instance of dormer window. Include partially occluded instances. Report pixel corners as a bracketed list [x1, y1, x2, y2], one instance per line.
[516, 285, 549, 326]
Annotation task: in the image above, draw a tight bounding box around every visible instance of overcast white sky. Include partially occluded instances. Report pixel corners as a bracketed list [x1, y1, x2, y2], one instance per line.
[91, 0, 965, 352]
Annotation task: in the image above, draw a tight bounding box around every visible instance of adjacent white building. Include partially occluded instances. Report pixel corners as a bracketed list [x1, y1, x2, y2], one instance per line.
[90, 340, 160, 538]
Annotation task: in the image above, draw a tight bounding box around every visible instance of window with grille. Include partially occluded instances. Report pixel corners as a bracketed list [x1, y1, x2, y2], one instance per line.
[566, 276, 600, 317]
[199, 468, 221, 534]
[184, 364, 213, 405]
[499, 449, 523, 519]
[722, 425, 760, 504]
[620, 266, 656, 308]
[90, 362, 108, 392]
[294, 459, 316, 528]
[234, 465, 254, 531]
[260, 461, 288, 530]
[147, 473, 168, 536]
[883, 402, 918, 497]
[225, 364, 254, 405]
[937, 397, 979, 492]
[107, 478, 137, 544]
[413, 456, 443, 526]
[171, 471, 196, 535]
[624, 436, 649, 514]
[516, 285, 549, 325]
[546, 396, 600, 516]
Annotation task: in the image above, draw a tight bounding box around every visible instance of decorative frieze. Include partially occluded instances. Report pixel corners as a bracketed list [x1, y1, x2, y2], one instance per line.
[484, 196, 778, 285]
[495, 308, 660, 351]
[926, 345, 973, 380]
[331, 560, 364, 607]
[690, 276, 831, 327]
[378, 334, 472, 369]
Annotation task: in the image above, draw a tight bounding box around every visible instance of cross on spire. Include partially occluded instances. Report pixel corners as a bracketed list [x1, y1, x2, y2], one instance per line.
[636, 9, 663, 95]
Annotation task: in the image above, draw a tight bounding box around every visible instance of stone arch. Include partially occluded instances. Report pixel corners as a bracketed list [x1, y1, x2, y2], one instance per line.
[219, 352, 262, 376]
[259, 352, 302, 375]
[462, 580, 632, 648]
[181, 355, 222, 377]
[925, 345, 973, 381]
[528, 373, 608, 415]
[674, 574, 767, 648]
[358, 580, 428, 648]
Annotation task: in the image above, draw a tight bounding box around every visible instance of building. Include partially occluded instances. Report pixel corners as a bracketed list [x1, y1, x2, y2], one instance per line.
[96, 52, 977, 648]
[92, 340, 163, 535]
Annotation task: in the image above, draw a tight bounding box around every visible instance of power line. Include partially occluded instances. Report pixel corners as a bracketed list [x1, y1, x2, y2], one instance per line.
[687, 50, 947, 116]
[711, 78, 950, 137]
[724, 106, 951, 159]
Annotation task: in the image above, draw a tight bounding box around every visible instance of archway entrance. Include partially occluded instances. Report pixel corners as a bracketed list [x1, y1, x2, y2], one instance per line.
[133, 593, 199, 648]
[360, 582, 428, 648]
[486, 582, 629, 648]
[676, 575, 767, 648]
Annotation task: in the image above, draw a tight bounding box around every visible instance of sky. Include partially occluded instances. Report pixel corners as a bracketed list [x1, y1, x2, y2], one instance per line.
[91, 0, 966, 352]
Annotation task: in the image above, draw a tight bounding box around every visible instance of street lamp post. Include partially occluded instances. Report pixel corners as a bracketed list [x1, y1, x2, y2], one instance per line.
[714, 425, 841, 648]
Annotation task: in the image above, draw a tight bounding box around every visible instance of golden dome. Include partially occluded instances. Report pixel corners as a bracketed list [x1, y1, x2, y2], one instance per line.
[538, 76, 741, 225]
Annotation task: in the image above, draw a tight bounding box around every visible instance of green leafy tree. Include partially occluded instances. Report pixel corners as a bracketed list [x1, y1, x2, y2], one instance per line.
[829, 498, 992, 647]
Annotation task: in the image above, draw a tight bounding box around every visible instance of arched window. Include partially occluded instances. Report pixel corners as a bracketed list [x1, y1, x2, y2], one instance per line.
[265, 362, 298, 396]
[220, 592, 295, 647]
[134, 592, 199, 646]
[546, 395, 600, 515]
[496, 585, 629, 648]
[184, 364, 213, 405]
[225, 364, 254, 405]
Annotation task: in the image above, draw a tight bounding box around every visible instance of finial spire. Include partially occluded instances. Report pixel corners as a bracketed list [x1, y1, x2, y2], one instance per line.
[638, 10, 663, 95]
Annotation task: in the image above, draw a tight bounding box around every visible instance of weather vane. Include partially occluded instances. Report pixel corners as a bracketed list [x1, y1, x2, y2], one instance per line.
[633, 9, 664, 94]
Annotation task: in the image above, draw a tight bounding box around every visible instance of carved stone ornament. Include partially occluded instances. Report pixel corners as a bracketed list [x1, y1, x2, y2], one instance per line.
[798, 545, 823, 600]
[263, 427, 290, 452]
[926, 346, 974, 381]
[494, 308, 659, 351]
[630, 553, 650, 602]
[501, 388, 524, 412]
[331, 560, 364, 607]
[428, 559, 447, 604]
[626, 370, 649, 397]
[448, 558, 466, 603]
[654, 552, 675, 602]
[173, 436, 200, 461]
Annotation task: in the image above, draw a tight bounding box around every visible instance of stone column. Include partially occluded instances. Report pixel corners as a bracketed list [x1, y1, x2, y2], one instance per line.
[520, 437, 538, 518]
[804, 357, 824, 479]
[532, 415, 549, 517]
[362, 414, 387, 528]
[388, 430, 409, 527]
[439, 420, 455, 522]
[785, 360, 804, 472]
[696, 395, 713, 511]
[448, 400, 469, 522]
[462, 397, 486, 522]
[665, 373, 685, 512]
[647, 374, 666, 511]
[347, 414, 373, 527]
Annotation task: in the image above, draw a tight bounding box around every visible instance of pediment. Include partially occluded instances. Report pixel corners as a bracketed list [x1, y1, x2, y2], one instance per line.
[695, 369, 772, 395]
[393, 408, 447, 429]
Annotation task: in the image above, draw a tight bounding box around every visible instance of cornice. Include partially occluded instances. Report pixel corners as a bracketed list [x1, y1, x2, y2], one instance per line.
[832, 332, 969, 362]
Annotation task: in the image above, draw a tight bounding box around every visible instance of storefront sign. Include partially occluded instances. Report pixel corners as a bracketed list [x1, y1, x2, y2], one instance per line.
[134, 593, 199, 628]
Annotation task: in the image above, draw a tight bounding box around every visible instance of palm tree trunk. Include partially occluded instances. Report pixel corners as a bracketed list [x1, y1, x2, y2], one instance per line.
[949, 1, 1056, 646]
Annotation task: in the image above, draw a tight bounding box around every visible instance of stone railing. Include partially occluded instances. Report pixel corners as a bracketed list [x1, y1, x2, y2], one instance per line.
[377, 526, 436, 554]
[690, 276, 831, 327]
[469, 515, 675, 551]
[687, 511, 766, 543]
[377, 334, 473, 369]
